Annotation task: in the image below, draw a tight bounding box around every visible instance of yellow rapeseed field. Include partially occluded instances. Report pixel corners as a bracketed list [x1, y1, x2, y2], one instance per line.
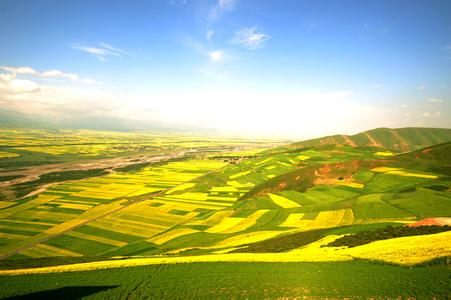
[297, 155, 310, 160]
[57, 203, 94, 210]
[279, 213, 306, 227]
[214, 231, 286, 248]
[210, 186, 238, 192]
[3, 232, 449, 275]
[0, 202, 16, 209]
[226, 180, 254, 188]
[371, 167, 401, 172]
[187, 211, 235, 226]
[165, 183, 196, 194]
[148, 228, 199, 245]
[20, 243, 82, 258]
[0, 151, 20, 158]
[386, 170, 438, 179]
[169, 192, 209, 201]
[206, 217, 244, 233]
[337, 182, 364, 189]
[255, 157, 273, 165]
[342, 231, 451, 265]
[308, 209, 346, 229]
[268, 193, 301, 208]
[374, 151, 394, 156]
[229, 171, 251, 179]
[222, 210, 270, 233]
[43, 219, 89, 235]
[66, 231, 127, 247]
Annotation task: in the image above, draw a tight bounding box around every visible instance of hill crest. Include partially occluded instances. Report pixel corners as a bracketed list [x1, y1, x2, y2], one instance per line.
[292, 127, 451, 152]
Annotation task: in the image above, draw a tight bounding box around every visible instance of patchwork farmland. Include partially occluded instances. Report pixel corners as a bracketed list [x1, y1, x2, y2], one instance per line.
[0, 127, 450, 298]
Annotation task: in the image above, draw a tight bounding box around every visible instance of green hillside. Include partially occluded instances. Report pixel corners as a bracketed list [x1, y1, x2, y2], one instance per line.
[398, 141, 451, 161]
[291, 127, 451, 152]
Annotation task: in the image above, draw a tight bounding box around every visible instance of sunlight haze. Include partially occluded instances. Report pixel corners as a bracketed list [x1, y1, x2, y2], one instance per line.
[0, 0, 450, 138]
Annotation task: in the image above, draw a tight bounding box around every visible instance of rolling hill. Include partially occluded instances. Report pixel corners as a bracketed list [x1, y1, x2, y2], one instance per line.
[291, 127, 451, 152]
[398, 141, 451, 161]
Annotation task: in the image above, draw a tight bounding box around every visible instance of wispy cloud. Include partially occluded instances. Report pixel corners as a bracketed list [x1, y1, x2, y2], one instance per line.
[41, 70, 79, 81]
[206, 29, 215, 41]
[184, 38, 226, 64]
[168, 0, 187, 5]
[0, 66, 37, 75]
[72, 43, 128, 61]
[370, 83, 384, 89]
[422, 111, 441, 117]
[416, 86, 425, 90]
[0, 67, 118, 123]
[209, 0, 237, 22]
[0, 66, 99, 85]
[231, 26, 270, 50]
[363, 22, 390, 33]
[428, 98, 444, 103]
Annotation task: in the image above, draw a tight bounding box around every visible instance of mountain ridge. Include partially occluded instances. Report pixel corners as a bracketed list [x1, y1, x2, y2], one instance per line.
[292, 127, 451, 152]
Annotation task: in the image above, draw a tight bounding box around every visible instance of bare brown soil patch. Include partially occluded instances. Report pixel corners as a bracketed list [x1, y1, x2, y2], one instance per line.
[364, 133, 383, 148]
[407, 218, 451, 227]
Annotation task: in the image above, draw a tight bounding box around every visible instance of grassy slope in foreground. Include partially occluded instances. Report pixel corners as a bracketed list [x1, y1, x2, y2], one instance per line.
[1, 231, 450, 275]
[0, 261, 449, 299]
[292, 127, 451, 152]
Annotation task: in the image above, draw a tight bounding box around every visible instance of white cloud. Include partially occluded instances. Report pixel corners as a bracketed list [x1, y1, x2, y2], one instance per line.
[206, 29, 215, 41]
[183, 38, 229, 66]
[79, 78, 100, 85]
[428, 98, 444, 103]
[231, 27, 270, 50]
[72, 43, 127, 61]
[209, 50, 223, 62]
[421, 111, 441, 117]
[370, 84, 384, 89]
[168, 0, 187, 5]
[416, 86, 425, 90]
[0, 78, 40, 94]
[41, 70, 79, 81]
[209, 0, 237, 22]
[99, 43, 129, 55]
[0, 66, 98, 85]
[0, 77, 120, 122]
[0, 66, 37, 75]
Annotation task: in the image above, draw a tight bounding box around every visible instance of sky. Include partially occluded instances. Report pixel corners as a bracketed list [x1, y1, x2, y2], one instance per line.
[0, 0, 450, 139]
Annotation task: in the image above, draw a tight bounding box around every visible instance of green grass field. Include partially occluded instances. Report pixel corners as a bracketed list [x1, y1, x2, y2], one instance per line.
[0, 261, 449, 299]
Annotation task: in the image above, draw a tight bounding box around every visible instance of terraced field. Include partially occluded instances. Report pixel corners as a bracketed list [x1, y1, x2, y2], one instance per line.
[0, 127, 450, 298]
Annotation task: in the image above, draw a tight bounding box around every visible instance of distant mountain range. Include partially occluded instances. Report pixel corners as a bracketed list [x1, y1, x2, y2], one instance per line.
[0, 108, 195, 133]
[1, 109, 450, 148]
[293, 127, 451, 152]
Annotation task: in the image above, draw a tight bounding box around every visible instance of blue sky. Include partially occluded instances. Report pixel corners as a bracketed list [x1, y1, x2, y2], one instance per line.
[0, 0, 450, 138]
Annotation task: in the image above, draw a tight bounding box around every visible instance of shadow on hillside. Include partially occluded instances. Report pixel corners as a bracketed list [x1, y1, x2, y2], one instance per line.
[5, 285, 119, 299]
